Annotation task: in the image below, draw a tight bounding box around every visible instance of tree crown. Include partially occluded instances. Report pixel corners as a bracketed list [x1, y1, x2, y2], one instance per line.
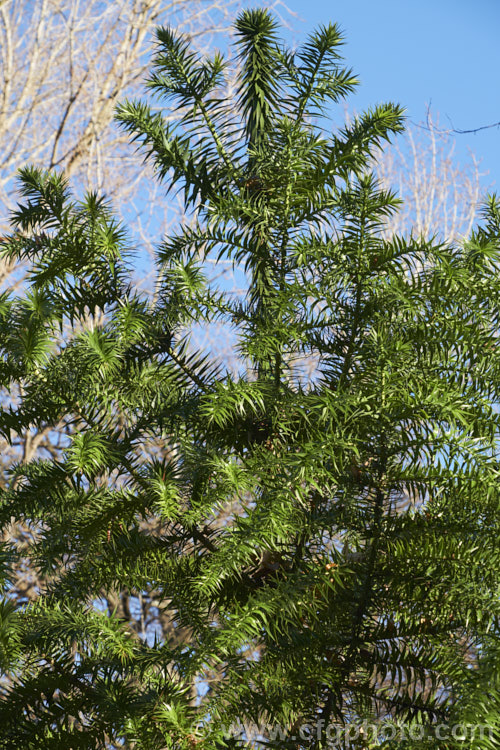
[0, 7, 499, 749]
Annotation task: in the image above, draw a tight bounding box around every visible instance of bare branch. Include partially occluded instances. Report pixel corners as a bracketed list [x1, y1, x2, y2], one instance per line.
[412, 105, 500, 136]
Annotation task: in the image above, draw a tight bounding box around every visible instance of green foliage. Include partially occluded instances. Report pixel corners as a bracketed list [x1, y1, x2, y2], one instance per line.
[0, 7, 499, 750]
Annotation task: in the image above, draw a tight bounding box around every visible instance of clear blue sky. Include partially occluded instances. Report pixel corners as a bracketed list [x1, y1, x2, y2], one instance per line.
[282, 0, 500, 191]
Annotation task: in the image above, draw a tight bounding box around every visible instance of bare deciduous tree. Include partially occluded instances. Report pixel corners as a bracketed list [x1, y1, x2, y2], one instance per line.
[0, 0, 249, 267]
[374, 112, 486, 242]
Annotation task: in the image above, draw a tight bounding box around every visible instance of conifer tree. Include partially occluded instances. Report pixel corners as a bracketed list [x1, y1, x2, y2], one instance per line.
[0, 8, 499, 749]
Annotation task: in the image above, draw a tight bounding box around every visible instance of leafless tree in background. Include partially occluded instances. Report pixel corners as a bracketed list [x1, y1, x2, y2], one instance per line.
[0, 0, 254, 283]
[375, 112, 485, 242]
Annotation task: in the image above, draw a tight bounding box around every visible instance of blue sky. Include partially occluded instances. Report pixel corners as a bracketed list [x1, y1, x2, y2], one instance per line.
[282, 0, 500, 192]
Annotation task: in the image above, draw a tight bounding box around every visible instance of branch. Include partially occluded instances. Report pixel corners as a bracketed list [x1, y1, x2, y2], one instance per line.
[411, 105, 500, 135]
